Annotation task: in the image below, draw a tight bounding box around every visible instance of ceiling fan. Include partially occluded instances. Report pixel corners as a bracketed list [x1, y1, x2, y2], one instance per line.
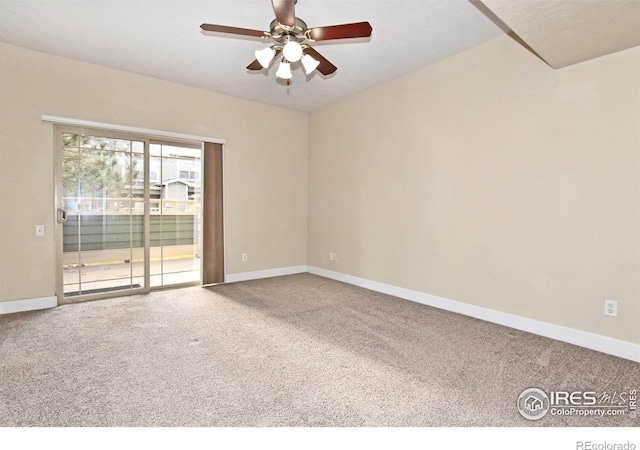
[200, 0, 372, 82]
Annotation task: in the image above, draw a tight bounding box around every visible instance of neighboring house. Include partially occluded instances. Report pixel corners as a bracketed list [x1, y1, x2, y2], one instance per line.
[157, 178, 201, 212]
[125, 156, 201, 212]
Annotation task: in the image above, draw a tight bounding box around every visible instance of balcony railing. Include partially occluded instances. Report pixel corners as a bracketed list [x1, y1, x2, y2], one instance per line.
[61, 196, 202, 254]
[61, 196, 200, 215]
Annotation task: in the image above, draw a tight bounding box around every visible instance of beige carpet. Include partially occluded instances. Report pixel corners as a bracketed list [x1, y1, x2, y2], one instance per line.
[0, 273, 637, 427]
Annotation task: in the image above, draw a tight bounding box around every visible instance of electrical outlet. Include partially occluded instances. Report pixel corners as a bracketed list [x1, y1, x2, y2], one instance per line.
[241, 253, 248, 262]
[329, 252, 337, 261]
[604, 300, 617, 317]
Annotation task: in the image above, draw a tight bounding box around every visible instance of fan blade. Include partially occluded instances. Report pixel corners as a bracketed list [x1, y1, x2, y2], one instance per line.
[201, 23, 268, 38]
[272, 0, 296, 28]
[306, 22, 372, 41]
[303, 47, 337, 75]
[247, 60, 263, 71]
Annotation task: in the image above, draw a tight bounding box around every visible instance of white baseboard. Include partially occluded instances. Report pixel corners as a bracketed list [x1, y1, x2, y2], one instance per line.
[307, 266, 640, 363]
[9, 269, 634, 362]
[225, 265, 308, 284]
[0, 295, 57, 315]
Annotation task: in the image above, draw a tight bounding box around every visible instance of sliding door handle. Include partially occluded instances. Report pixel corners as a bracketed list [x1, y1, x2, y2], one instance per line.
[57, 208, 68, 223]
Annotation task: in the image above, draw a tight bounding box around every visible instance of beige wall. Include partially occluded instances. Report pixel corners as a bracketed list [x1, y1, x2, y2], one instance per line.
[0, 42, 308, 302]
[308, 36, 640, 344]
[2, 35, 638, 346]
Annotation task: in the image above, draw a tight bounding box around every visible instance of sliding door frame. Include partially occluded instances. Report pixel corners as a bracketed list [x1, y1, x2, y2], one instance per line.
[53, 122, 226, 305]
[147, 138, 205, 291]
[54, 125, 152, 304]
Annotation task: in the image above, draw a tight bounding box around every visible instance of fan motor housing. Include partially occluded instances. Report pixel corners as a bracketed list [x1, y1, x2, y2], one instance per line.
[269, 18, 308, 43]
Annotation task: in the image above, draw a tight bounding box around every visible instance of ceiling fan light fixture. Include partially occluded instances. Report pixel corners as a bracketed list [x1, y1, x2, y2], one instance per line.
[201, 3, 372, 82]
[301, 53, 320, 75]
[255, 47, 276, 68]
[282, 40, 303, 62]
[276, 59, 292, 79]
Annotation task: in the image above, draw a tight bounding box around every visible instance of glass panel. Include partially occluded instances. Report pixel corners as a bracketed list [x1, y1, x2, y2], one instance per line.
[149, 143, 201, 288]
[61, 133, 146, 298]
[149, 143, 162, 157]
[132, 140, 144, 154]
[60, 133, 203, 300]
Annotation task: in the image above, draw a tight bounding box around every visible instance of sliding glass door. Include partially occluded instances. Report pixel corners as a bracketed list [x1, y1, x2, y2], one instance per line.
[56, 128, 204, 303]
[149, 142, 202, 288]
[58, 131, 147, 301]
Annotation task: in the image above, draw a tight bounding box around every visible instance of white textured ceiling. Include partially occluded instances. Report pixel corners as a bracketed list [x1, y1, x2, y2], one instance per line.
[1, 1, 638, 112]
[481, 0, 640, 69]
[0, 0, 506, 111]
